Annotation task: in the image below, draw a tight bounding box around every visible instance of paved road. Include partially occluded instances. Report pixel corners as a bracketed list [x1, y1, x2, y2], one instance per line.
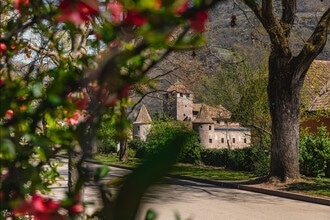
[49, 158, 330, 220]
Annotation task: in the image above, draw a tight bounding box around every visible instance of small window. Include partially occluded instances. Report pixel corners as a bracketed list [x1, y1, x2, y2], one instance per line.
[233, 138, 235, 143]
[183, 114, 186, 117]
[200, 125, 203, 128]
[187, 94, 190, 97]
[209, 139, 212, 143]
[180, 93, 183, 97]
[209, 125, 212, 130]
[221, 138, 224, 143]
[165, 94, 169, 99]
[137, 126, 140, 131]
[244, 138, 247, 143]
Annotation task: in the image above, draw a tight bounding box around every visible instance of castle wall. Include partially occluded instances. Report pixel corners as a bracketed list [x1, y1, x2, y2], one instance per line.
[133, 123, 152, 141]
[176, 93, 193, 121]
[213, 128, 251, 149]
[193, 123, 215, 148]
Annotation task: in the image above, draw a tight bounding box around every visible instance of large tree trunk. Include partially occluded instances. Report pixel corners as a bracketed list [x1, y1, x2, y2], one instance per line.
[268, 57, 301, 181]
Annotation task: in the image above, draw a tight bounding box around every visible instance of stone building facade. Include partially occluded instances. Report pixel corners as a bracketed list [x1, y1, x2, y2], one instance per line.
[133, 81, 251, 149]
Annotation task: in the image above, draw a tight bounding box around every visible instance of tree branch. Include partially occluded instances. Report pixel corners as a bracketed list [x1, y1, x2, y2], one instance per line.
[293, 7, 330, 80]
[281, 0, 296, 37]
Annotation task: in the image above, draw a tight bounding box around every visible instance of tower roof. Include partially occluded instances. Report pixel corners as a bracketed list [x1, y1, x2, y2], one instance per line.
[193, 103, 231, 119]
[193, 104, 214, 123]
[167, 81, 193, 94]
[133, 104, 152, 124]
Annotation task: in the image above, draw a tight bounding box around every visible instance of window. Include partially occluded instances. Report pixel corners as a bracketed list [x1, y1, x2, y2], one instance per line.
[165, 94, 169, 99]
[244, 138, 247, 143]
[200, 125, 203, 128]
[233, 138, 235, 143]
[209, 125, 212, 130]
[137, 126, 140, 131]
[209, 139, 212, 143]
[187, 94, 190, 97]
[221, 138, 224, 143]
[180, 93, 183, 97]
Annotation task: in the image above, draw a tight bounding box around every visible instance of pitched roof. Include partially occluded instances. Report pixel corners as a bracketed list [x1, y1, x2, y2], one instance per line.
[302, 60, 330, 111]
[133, 104, 152, 124]
[167, 81, 193, 94]
[193, 104, 214, 123]
[193, 103, 232, 119]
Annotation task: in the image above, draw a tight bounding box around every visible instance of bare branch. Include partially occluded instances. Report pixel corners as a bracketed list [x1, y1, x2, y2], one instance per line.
[293, 7, 330, 80]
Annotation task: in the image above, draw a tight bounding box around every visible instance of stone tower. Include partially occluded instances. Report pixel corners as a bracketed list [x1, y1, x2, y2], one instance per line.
[163, 81, 193, 121]
[133, 104, 152, 141]
[192, 104, 215, 148]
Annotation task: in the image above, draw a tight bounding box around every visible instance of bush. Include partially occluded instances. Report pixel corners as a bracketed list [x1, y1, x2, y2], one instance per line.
[299, 126, 330, 177]
[145, 119, 201, 164]
[200, 143, 270, 175]
[200, 148, 230, 167]
[97, 115, 118, 154]
[128, 139, 147, 158]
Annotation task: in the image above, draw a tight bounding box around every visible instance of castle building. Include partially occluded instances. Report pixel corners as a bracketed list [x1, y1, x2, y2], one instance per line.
[133, 81, 251, 149]
[132, 104, 152, 141]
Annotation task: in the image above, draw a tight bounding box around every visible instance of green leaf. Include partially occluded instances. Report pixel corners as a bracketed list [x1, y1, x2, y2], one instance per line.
[0, 139, 16, 160]
[94, 165, 110, 182]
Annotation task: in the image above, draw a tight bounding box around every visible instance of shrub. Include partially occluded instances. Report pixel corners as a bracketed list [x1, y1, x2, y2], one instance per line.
[299, 126, 330, 177]
[200, 148, 229, 167]
[97, 115, 118, 154]
[128, 139, 147, 158]
[145, 119, 201, 164]
[200, 142, 270, 175]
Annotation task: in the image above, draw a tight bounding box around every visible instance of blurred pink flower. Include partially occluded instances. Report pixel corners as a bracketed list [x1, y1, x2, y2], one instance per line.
[67, 112, 82, 126]
[67, 91, 89, 110]
[125, 10, 147, 26]
[5, 109, 14, 119]
[107, 1, 124, 23]
[14, 0, 29, 12]
[13, 194, 64, 220]
[0, 43, 7, 54]
[58, 0, 99, 25]
[189, 10, 208, 32]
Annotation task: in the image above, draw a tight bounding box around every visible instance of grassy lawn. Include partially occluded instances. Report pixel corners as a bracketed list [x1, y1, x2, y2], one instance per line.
[95, 154, 330, 198]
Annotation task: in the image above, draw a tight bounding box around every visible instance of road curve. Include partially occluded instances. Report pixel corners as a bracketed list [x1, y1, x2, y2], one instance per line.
[49, 158, 330, 220]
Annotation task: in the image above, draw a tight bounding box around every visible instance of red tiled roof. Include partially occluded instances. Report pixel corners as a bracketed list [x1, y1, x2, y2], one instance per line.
[167, 81, 193, 94]
[302, 60, 330, 111]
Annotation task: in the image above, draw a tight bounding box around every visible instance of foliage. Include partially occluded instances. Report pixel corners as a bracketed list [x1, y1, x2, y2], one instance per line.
[200, 143, 270, 175]
[299, 127, 330, 177]
[145, 118, 202, 164]
[0, 0, 220, 219]
[97, 115, 118, 154]
[128, 138, 147, 159]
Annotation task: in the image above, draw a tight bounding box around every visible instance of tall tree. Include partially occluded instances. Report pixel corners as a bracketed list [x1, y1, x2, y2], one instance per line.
[241, 0, 330, 181]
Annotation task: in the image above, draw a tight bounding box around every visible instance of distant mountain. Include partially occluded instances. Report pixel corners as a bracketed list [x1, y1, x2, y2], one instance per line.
[206, 1, 330, 61]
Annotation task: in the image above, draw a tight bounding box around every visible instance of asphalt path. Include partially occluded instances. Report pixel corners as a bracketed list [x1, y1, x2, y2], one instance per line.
[48, 158, 330, 220]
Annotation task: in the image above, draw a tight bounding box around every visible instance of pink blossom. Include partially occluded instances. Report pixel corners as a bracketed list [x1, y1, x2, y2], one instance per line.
[57, 0, 99, 25]
[69, 203, 84, 213]
[189, 10, 208, 32]
[0, 43, 7, 54]
[176, 1, 189, 14]
[107, 1, 124, 23]
[14, 0, 29, 12]
[67, 91, 89, 110]
[13, 194, 64, 220]
[5, 109, 14, 119]
[125, 10, 147, 26]
[67, 112, 82, 126]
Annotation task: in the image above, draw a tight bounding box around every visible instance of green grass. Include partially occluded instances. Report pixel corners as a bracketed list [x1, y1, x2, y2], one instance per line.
[285, 177, 330, 198]
[95, 154, 330, 198]
[95, 154, 256, 181]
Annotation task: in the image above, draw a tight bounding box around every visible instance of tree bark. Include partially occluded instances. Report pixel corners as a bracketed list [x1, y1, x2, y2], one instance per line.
[268, 57, 301, 181]
[243, 0, 330, 182]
